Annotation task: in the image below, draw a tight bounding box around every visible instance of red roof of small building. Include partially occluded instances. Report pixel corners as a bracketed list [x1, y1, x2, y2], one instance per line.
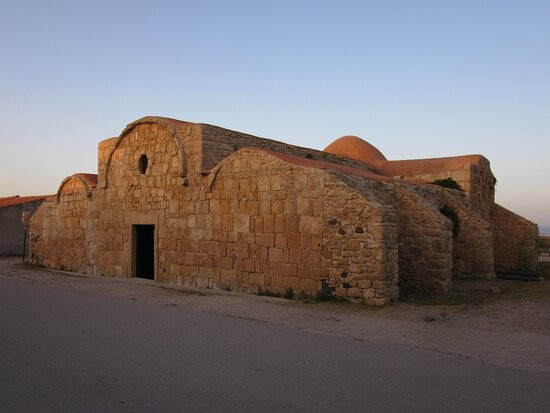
[0, 195, 51, 208]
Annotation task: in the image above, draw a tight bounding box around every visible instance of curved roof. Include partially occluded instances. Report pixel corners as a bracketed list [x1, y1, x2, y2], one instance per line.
[73, 173, 98, 188]
[56, 173, 98, 201]
[103, 116, 190, 188]
[324, 136, 387, 166]
[118, 116, 195, 141]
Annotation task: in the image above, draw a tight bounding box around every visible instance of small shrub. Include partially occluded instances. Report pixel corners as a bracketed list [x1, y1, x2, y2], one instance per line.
[257, 288, 281, 298]
[315, 290, 332, 301]
[432, 177, 462, 191]
[315, 290, 348, 303]
[297, 290, 310, 300]
[283, 287, 294, 300]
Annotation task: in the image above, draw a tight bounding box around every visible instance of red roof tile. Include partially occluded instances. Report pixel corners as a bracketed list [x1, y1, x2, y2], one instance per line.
[73, 173, 98, 188]
[0, 195, 51, 208]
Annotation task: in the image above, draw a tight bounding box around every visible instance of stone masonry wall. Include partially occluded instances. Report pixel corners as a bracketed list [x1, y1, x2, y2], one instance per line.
[491, 203, 538, 272]
[468, 157, 495, 217]
[29, 179, 90, 272]
[28, 198, 48, 263]
[172, 149, 399, 305]
[440, 191, 494, 279]
[396, 157, 495, 218]
[95, 123, 184, 278]
[97, 137, 117, 188]
[321, 172, 398, 305]
[393, 184, 453, 294]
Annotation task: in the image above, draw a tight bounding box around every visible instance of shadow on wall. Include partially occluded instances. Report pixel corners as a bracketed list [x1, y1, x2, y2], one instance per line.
[0, 196, 49, 256]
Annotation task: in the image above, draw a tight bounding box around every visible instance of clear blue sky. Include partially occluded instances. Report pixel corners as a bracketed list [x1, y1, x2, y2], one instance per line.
[1, 0, 548, 230]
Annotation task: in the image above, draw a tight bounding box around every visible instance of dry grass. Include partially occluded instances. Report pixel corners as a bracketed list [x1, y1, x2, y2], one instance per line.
[400, 277, 549, 306]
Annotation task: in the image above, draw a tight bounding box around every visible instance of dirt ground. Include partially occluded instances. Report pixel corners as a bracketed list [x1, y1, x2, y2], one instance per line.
[1, 256, 549, 373]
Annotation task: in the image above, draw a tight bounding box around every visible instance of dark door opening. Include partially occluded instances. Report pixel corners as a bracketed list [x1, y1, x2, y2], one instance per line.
[134, 225, 154, 280]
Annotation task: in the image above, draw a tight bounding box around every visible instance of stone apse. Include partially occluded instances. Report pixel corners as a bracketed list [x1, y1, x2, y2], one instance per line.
[29, 117, 538, 305]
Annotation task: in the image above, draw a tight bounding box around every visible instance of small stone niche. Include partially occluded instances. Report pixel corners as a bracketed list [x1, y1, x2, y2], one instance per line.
[138, 154, 148, 175]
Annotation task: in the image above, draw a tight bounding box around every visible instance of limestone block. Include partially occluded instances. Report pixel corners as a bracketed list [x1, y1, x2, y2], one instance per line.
[286, 233, 300, 249]
[271, 200, 284, 215]
[234, 214, 250, 233]
[275, 234, 287, 249]
[280, 275, 299, 290]
[256, 233, 274, 247]
[269, 248, 284, 263]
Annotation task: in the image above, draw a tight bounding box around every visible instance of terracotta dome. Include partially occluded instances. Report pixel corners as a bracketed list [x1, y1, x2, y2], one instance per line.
[323, 135, 387, 166]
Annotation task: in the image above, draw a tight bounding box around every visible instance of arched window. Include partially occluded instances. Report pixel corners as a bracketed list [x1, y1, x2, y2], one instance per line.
[138, 154, 148, 175]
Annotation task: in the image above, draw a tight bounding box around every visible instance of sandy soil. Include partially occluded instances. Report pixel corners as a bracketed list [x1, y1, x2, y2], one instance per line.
[1, 256, 548, 372]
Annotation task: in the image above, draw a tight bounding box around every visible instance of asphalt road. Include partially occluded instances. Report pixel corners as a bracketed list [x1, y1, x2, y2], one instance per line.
[1, 276, 548, 412]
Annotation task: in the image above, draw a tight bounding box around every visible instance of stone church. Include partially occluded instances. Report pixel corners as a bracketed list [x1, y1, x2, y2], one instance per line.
[29, 116, 538, 305]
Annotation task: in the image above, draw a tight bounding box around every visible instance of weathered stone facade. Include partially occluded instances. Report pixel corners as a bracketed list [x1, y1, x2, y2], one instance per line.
[491, 204, 539, 272]
[29, 116, 539, 305]
[30, 174, 96, 272]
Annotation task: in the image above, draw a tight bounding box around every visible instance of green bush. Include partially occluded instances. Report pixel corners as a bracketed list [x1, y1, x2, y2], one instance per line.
[283, 287, 294, 300]
[432, 177, 462, 191]
[314, 290, 348, 303]
[257, 288, 281, 298]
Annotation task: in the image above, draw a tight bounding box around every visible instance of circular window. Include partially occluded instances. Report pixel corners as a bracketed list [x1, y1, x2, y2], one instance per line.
[138, 154, 148, 174]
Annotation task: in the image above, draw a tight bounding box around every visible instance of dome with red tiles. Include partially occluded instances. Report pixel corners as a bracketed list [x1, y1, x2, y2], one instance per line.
[323, 135, 386, 166]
